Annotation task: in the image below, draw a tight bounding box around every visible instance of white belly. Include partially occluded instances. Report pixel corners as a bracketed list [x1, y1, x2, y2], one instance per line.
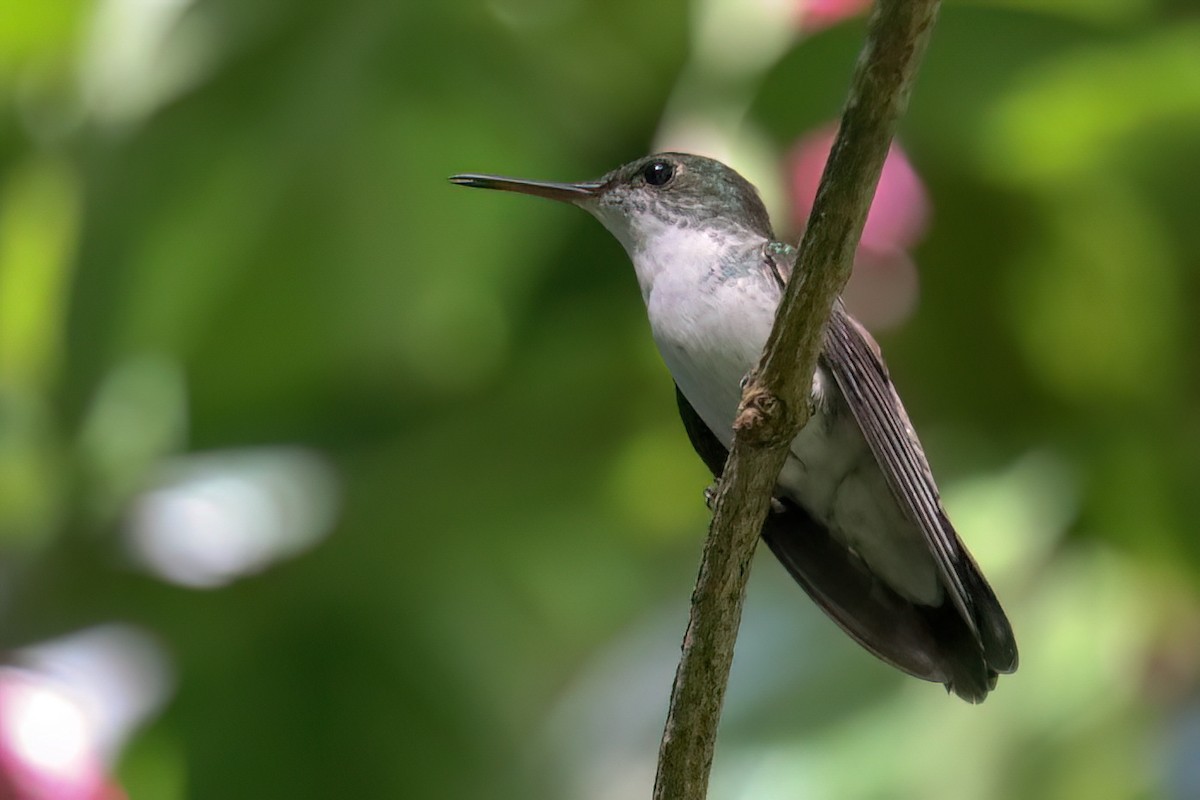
[644, 265, 941, 604]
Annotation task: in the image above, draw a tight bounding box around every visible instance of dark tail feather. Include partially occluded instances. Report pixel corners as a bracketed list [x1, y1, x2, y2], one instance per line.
[761, 499, 996, 702]
[960, 551, 1020, 676]
[674, 385, 999, 702]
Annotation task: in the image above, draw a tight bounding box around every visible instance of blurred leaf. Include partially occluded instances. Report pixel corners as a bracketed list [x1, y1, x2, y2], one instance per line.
[78, 355, 188, 521]
[978, 24, 1200, 184]
[1003, 180, 1181, 407]
[0, 158, 79, 390]
[962, 0, 1155, 26]
[0, 391, 63, 545]
[0, 0, 84, 74]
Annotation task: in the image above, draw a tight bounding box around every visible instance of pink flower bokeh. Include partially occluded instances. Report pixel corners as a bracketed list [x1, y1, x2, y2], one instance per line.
[0, 669, 127, 800]
[797, 0, 872, 33]
[786, 124, 931, 330]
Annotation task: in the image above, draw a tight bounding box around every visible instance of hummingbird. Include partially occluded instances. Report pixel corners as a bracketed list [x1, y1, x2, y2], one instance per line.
[450, 153, 1017, 702]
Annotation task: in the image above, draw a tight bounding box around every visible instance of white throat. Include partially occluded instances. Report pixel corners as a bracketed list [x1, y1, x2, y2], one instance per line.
[587, 205, 730, 302]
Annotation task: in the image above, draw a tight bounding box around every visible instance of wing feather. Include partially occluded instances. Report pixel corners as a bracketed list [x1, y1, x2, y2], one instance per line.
[822, 304, 1017, 673]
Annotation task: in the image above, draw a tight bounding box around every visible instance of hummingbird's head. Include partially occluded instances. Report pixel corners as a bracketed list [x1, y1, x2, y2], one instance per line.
[450, 153, 774, 256]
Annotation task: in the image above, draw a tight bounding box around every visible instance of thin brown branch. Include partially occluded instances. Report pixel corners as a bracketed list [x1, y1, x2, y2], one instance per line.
[651, 1, 943, 798]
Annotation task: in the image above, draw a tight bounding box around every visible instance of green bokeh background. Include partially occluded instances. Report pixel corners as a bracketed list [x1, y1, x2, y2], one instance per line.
[2, 0, 1199, 798]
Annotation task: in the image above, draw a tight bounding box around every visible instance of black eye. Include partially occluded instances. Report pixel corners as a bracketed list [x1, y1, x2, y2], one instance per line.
[643, 160, 674, 187]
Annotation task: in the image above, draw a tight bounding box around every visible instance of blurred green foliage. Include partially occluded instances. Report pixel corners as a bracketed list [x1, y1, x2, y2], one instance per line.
[1, 0, 1199, 798]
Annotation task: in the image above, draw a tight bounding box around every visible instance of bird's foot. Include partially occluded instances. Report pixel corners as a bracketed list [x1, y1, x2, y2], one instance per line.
[707, 485, 785, 515]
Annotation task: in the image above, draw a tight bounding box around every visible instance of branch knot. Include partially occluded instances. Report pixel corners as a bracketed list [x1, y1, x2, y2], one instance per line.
[732, 386, 794, 448]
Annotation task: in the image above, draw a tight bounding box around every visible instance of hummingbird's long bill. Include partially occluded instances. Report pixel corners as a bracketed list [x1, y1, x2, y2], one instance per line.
[449, 173, 602, 203]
